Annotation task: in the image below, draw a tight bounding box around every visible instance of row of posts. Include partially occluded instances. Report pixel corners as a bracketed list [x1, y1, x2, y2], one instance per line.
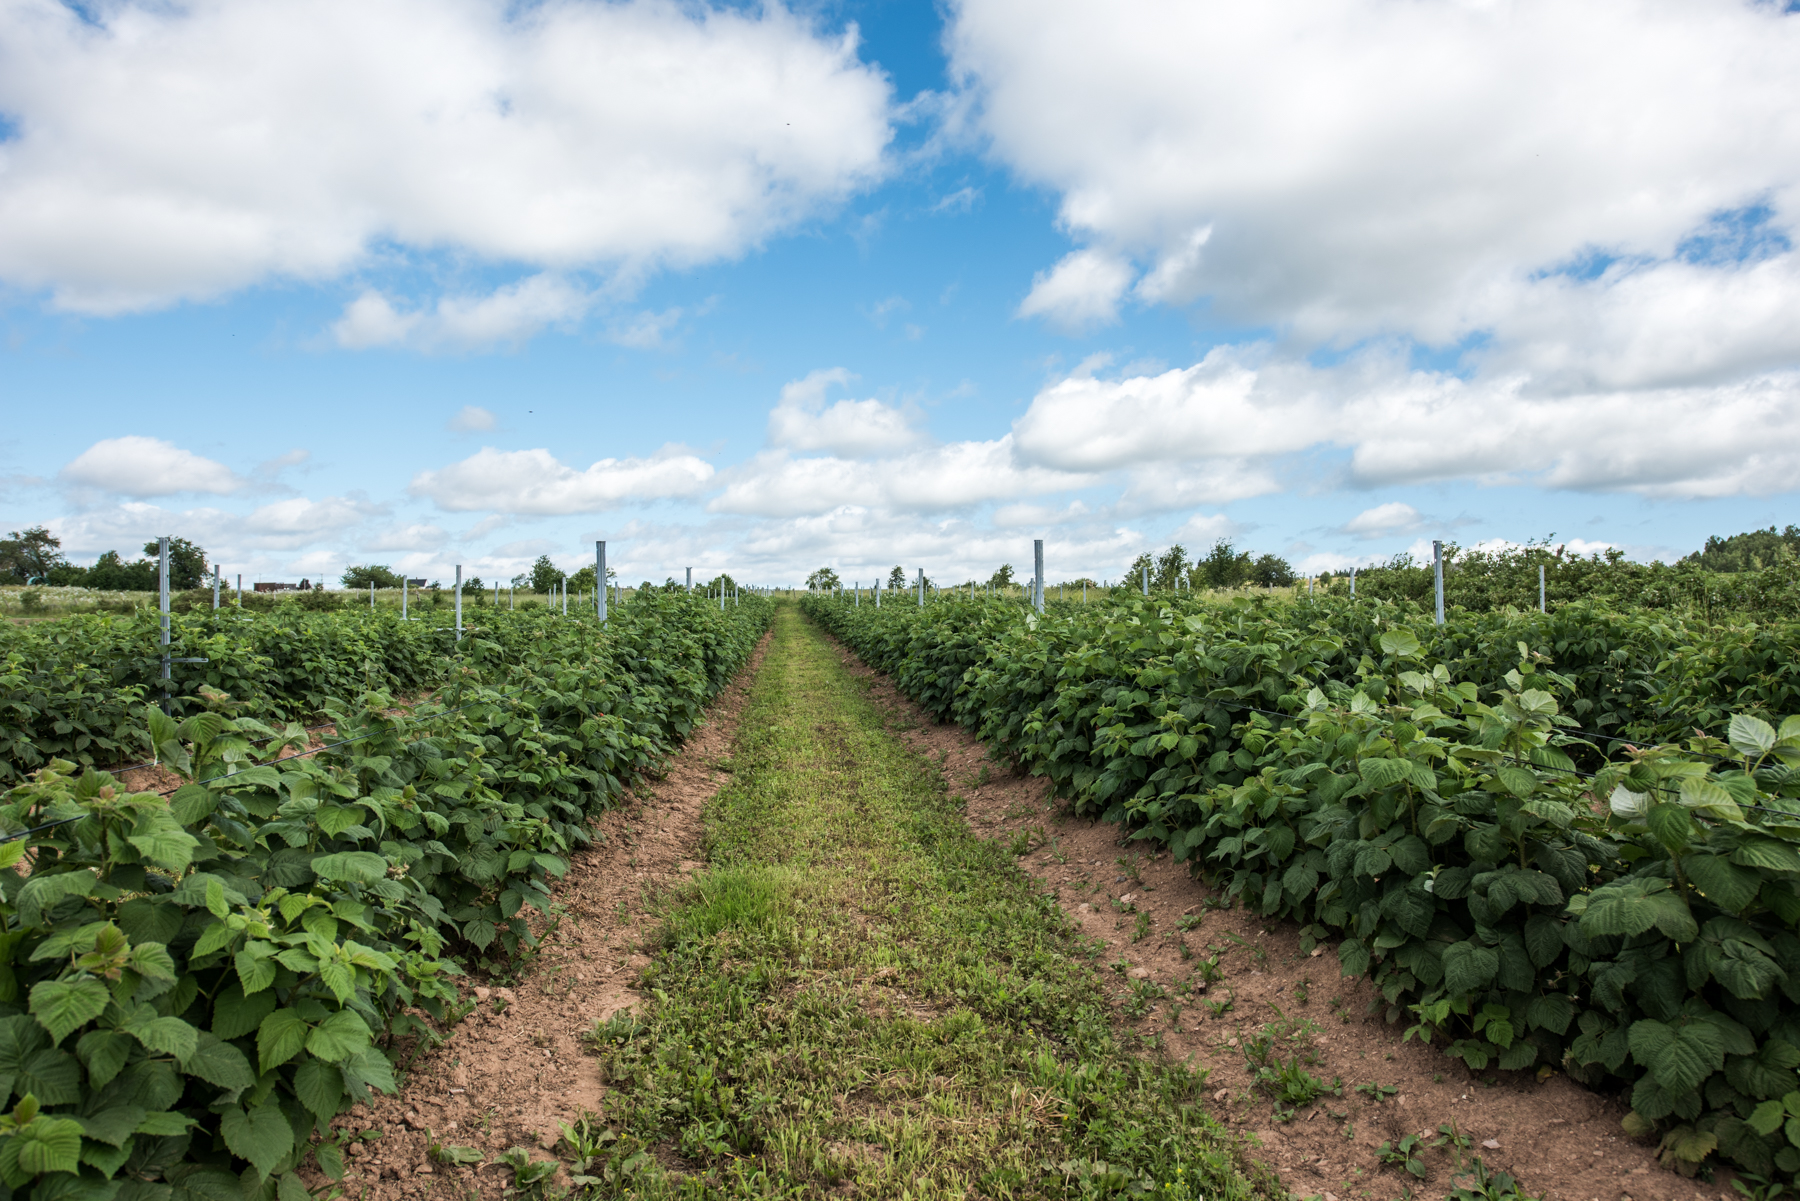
[819, 538, 1552, 627]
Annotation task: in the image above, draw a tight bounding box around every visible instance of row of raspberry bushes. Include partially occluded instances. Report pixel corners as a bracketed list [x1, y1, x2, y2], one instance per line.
[0, 592, 771, 1199]
[803, 593, 1800, 1181]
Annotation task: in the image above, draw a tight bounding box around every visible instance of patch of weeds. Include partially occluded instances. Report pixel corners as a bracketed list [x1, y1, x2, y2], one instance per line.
[429, 1140, 485, 1168]
[1354, 1082, 1398, 1102]
[1196, 952, 1225, 985]
[1132, 911, 1152, 942]
[1124, 978, 1167, 1018]
[582, 1010, 646, 1052]
[1446, 1158, 1539, 1201]
[1731, 1172, 1789, 1201]
[1293, 976, 1311, 1005]
[1205, 995, 1235, 1019]
[1376, 1133, 1427, 1179]
[1243, 1010, 1339, 1119]
[1177, 913, 1203, 932]
[497, 1146, 559, 1198]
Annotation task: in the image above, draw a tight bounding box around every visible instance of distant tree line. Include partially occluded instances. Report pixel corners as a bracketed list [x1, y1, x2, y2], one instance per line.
[0, 527, 209, 590]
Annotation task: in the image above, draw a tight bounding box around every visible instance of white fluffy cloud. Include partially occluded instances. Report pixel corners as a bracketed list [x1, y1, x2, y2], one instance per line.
[1341, 502, 1421, 538]
[0, 0, 893, 313]
[954, 0, 1800, 366]
[710, 436, 1098, 518]
[60, 436, 241, 497]
[1015, 249, 1133, 332]
[409, 446, 715, 514]
[332, 276, 598, 351]
[766, 368, 927, 456]
[1012, 347, 1800, 499]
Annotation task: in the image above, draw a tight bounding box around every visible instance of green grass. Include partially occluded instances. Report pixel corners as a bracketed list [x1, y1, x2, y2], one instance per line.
[579, 604, 1276, 1199]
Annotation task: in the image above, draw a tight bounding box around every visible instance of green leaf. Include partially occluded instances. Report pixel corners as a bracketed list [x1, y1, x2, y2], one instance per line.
[126, 943, 177, 985]
[256, 1010, 310, 1074]
[1358, 759, 1412, 790]
[305, 1010, 371, 1063]
[1629, 1019, 1725, 1093]
[30, 977, 110, 1045]
[219, 1103, 293, 1182]
[1749, 1098, 1787, 1136]
[75, 1105, 147, 1147]
[74, 1030, 133, 1092]
[13, 1115, 84, 1177]
[1647, 803, 1692, 851]
[1524, 913, 1564, 968]
[212, 981, 276, 1041]
[1680, 777, 1743, 821]
[125, 811, 200, 872]
[120, 1010, 198, 1062]
[293, 1058, 344, 1122]
[1496, 767, 1537, 798]
[1379, 629, 1421, 658]
[1684, 854, 1761, 914]
[318, 960, 356, 1006]
[1730, 714, 1777, 758]
[0, 1014, 80, 1108]
[1526, 993, 1576, 1036]
[309, 852, 387, 884]
[181, 1033, 255, 1095]
[16, 871, 97, 928]
[1441, 941, 1499, 997]
[136, 1110, 198, 1137]
[235, 950, 276, 996]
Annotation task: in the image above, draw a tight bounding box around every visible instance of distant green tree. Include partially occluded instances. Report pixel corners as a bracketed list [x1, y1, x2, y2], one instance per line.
[0, 526, 67, 583]
[141, 538, 208, 590]
[1125, 552, 1154, 591]
[342, 564, 402, 589]
[707, 573, 738, 592]
[86, 550, 157, 592]
[988, 563, 1016, 588]
[528, 555, 565, 594]
[1680, 525, 1800, 572]
[460, 576, 484, 596]
[1249, 553, 1296, 588]
[806, 567, 841, 591]
[886, 565, 908, 590]
[1154, 544, 1190, 590]
[1198, 539, 1252, 589]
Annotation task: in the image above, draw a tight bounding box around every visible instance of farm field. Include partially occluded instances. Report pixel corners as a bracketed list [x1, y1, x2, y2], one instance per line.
[3, 588, 1798, 1199]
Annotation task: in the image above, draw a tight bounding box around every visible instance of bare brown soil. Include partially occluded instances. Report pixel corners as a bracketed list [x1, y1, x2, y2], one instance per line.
[307, 633, 771, 1200]
[832, 643, 1731, 1201]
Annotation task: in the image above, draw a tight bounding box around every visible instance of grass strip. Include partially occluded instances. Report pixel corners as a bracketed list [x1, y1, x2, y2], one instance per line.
[575, 604, 1277, 1199]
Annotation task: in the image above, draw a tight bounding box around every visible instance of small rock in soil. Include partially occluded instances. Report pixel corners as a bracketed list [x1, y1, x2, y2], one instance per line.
[1128, 967, 1151, 980]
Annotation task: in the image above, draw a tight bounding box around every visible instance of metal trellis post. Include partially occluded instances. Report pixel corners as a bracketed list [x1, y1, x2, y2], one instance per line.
[1034, 539, 1044, 615]
[455, 565, 463, 641]
[597, 541, 607, 623]
[1433, 541, 1445, 625]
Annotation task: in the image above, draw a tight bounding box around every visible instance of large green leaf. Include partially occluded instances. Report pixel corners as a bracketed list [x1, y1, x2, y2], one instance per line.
[219, 1103, 293, 1182]
[293, 1059, 344, 1122]
[1629, 1019, 1726, 1093]
[29, 978, 110, 1046]
[309, 852, 387, 884]
[305, 1010, 371, 1063]
[16, 871, 97, 928]
[182, 1033, 255, 1096]
[256, 1010, 310, 1074]
[1441, 941, 1499, 997]
[1684, 854, 1761, 914]
[1730, 714, 1777, 758]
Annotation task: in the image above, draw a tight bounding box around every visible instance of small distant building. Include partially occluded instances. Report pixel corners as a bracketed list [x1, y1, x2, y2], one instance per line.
[406, 578, 427, 587]
[253, 582, 297, 593]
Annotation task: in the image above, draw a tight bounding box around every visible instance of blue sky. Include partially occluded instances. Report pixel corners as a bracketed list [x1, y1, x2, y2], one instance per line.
[2, 0, 1797, 588]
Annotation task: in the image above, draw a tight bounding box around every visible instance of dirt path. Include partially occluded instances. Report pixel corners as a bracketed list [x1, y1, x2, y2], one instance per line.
[832, 641, 1727, 1201]
[325, 633, 770, 1200]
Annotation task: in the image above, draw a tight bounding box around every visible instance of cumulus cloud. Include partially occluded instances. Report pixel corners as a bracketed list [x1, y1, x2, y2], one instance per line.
[711, 436, 1097, 518]
[447, 406, 497, 433]
[1340, 502, 1422, 538]
[1015, 249, 1132, 332]
[766, 368, 927, 456]
[954, 0, 1800, 351]
[0, 0, 893, 314]
[363, 522, 449, 551]
[1011, 346, 1800, 500]
[60, 436, 241, 497]
[409, 446, 715, 514]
